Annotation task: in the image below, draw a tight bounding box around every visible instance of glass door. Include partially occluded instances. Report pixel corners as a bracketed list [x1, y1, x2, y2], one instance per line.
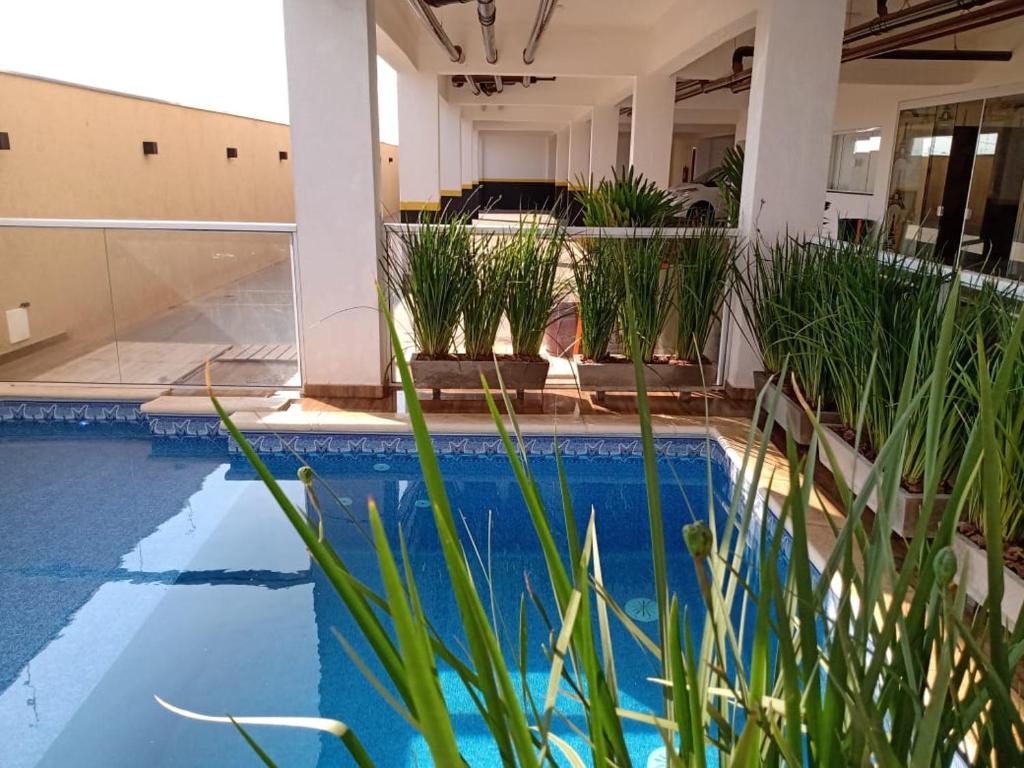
[959, 94, 1024, 277]
[885, 100, 983, 265]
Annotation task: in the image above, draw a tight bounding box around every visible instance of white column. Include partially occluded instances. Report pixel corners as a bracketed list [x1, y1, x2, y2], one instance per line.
[439, 99, 461, 206]
[590, 105, 620, 182]
[629, 75, 675, 188]
[568, 116, 591, 188]
[554, 127, 569, 187]
[397, 70, 440, 219]
[724, 0, 846, 389]
[460, 117, 474, 190]
[472, 128, 481, 183]
[283, 0, 385, 396]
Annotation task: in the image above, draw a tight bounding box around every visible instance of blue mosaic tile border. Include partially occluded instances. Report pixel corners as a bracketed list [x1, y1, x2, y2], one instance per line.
[0, 399, 144, 423]
[147, 415, 224, 438]
[230, 430, 730, 464]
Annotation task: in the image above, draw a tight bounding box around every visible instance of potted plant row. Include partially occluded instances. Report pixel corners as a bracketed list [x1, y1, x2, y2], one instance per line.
[571, 228, 728, 397]
[570, 168, 726, 397]
[382, 215, 566, 398]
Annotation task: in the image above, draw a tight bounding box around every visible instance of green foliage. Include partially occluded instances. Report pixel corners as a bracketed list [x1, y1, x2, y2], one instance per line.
[505, 220, 569, 358]
[570, 236, 623, 360]
[574, 166, 681, 227]
[737, 236, 834, 409]
[462, 232, 512, 359]
[716, 145, 744, 227]
[674, 225, 735, 363]
[616, 234, 675, 363]
[167, 265, 1024, 768]
[380, 213, 471, 359]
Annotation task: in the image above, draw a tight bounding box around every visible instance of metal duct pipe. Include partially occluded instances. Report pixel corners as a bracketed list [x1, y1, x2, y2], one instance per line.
[493, 75, 503, 93]
[478, 0, 498, 64]
[731, 45, 755, 74]
[843, 0, 1024, 61]
[406, 0, 464, 62]
[523, 0, 557, 65]
[468, 75, 482, 95]
[870, 47, 1012, 60]
[845, 0, 992, 44]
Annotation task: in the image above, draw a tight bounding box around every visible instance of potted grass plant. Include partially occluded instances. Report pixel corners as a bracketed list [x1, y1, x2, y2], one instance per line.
[672, 224, 734, 384]
[576, 232, 710, 396]
[380, 213, 470, 377]
[502, 220, 568, 396]
[573, 166, 682, 227]
[740, 236, 841, 444]
[817, 246, 966, 534]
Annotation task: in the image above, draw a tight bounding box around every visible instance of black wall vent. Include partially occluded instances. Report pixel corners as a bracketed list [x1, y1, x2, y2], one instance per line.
[0, 132, 10, 151]
[278, 150, 288, 160]
[142, 140, 158, 155]
[226, 146, 238, 159]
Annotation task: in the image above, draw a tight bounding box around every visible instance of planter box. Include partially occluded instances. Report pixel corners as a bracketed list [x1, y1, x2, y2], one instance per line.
[754, 371, 840, 446]
[953, 533, 1024, 631]
[577, 357, 715, 399]
[410, 356, 549, 398]
[819, 424, 949, 537]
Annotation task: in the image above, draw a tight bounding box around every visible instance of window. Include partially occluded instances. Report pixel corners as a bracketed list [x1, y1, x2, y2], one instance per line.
[828, 128, 882, 194]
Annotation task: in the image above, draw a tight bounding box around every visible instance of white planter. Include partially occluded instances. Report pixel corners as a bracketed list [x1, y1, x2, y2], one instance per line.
[953, 533, 1024, 631]
[754, 372, 840, 445]
[819, 425, 949, 537]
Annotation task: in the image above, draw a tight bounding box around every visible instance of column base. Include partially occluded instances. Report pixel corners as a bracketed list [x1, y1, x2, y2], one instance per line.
[302, 383, 390, 399]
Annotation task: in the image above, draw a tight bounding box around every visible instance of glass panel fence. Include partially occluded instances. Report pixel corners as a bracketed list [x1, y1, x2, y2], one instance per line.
[0, 225, 298, 388]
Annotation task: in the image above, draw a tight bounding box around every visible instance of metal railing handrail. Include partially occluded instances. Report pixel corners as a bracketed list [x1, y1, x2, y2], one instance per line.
[0, 217, 297, 233]
[383, 222, 740, 238]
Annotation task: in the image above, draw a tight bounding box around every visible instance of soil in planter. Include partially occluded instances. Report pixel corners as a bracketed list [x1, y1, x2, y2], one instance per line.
[958, 520, 1024, 581]
[830, 423, 951, 495]
[581, 354, 709, 366]
[422, 353, 546, 364]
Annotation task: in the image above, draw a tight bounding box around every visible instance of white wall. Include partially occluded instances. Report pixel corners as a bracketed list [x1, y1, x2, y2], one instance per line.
[480, 131, 555, 180]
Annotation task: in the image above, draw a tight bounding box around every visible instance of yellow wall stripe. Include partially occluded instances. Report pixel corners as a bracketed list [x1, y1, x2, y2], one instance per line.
[480, 177, 557, 184]
[399, 200, 441, 212]
[440, 189, 463, 197]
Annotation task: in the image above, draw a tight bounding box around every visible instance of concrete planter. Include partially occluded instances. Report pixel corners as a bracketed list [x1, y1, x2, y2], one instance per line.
[753, 371, 841, 445]
[819, 424, 949, 537]
[953, 533, 1024, 631]
[577, 356, 715, 400]
[410, 355, 549, 398]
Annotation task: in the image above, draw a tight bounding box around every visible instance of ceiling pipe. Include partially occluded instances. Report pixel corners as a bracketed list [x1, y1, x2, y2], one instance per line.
[468, 75, 482, 95]
[494, 75, 503, 93]
[406, 0, 464, 62]
[844, 0, 1024, 60]
[676, 0, 1022, 102]
[732, 45, 755, 74]
[478, 0, 498, 64]
[523, 0, 558, 65]
[845, 0, 992, 44]
[870, 47, 1012, 60]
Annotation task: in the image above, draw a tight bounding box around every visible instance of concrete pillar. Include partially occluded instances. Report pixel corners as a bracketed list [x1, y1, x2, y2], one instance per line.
[460, 117, 474, 189]
[283, 0, 385, 397]
[439, 99, 462, 213]
[723, 0, 846, 389]
[629, 75, 675, 188]
[397, 70, 440, 221]
[568, 116, 591, 189]
[554, 127, 569, 187]
[472, 128, 481, 184]
[590, 105, 620, 182]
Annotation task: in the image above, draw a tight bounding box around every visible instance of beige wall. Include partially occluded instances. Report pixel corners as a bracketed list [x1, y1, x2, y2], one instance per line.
[0, 72, 296, 221]
[379, 142, 400, 220]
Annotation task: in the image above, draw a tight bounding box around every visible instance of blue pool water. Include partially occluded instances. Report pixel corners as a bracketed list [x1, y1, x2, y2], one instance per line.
[0, 419, 736, 767]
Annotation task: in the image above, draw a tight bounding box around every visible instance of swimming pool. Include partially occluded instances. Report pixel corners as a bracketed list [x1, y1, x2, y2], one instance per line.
[0, 407, 745, 767]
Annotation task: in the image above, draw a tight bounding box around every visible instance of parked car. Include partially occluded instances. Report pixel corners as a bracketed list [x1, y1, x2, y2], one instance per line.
[669, 167, 725, 223]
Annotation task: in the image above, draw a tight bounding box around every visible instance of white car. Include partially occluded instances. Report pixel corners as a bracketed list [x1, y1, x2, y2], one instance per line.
[669, 168, 725, 224]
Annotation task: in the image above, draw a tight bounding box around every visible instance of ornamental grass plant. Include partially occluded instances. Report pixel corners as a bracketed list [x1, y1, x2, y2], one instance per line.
[570, 235, 623, 361]
[380, 213, 471, 359]
[616, 233, 676, 364]
[165, 280, 1024, 766]
[674, 225, 735, 364]
[462, 231, 512, 360]
[574, 166, 682, 227]
[505, 220, 569, 359]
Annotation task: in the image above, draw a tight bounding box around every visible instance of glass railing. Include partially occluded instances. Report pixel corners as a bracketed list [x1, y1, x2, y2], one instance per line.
[0, 219, 299, 388]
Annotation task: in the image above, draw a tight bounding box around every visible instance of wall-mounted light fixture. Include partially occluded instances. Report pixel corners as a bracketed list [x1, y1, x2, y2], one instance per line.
[142, 140, 158, 155]
[0, 132, 10, 151]
[278, 150, 288, 161]
[226, 147, 238, 159]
